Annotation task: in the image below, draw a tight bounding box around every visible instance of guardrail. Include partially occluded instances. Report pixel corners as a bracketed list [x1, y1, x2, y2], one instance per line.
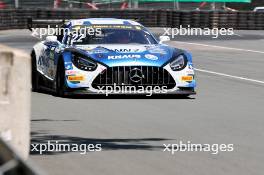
[0, 9, 264, 30]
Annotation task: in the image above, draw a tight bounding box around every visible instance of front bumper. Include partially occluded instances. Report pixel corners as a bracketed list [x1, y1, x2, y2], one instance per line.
[64, 87, 196, 96]
[66, 63, 195, 90]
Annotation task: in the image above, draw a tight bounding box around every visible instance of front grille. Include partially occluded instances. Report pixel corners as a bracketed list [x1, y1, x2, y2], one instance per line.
[92, 66, 176, 89]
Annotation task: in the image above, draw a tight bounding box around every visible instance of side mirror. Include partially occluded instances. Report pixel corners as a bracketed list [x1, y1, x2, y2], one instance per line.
[46, 36, 58, 42]
[159, 36, 170, 43]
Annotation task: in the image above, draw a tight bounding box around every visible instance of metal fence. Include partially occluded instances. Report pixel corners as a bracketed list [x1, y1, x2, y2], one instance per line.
[0, 0, 261, 10]
[0, 9, 264, 30]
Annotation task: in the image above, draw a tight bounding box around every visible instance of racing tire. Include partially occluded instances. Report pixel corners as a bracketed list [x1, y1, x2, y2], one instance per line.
[55, 58, 67, 97]
[31, 51, 40, 92]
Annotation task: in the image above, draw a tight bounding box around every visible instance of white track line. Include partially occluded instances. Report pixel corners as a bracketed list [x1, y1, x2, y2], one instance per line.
[172, 41, 264, 84]
[195, 68, 264, 85]
[175, 41, 264, 54]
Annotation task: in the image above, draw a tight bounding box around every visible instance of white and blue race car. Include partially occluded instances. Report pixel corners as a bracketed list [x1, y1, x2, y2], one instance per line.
[31, 18, 196, 96]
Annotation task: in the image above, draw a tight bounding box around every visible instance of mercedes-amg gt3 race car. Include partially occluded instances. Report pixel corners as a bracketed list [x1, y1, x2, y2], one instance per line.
[31, 18, 196, 96]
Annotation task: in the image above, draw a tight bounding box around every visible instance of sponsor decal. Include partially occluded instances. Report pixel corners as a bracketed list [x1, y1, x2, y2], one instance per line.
[186, 70, 194, 74]
[88, 47, 109, 54]
[90, 50, 108, 54]
[68, 75, 84, 81]
[48, 69, 55, 77]
[91, 25, 136, 30]
[55, 47, 61, 53]
[108, 54, 141, 60]
[83, 47, 93, 51]
[38, 49, 50, 67]
[113, 49, 132, 53]
[66, 70, 78, 75]
[112, 48, 141, 53]
[38, 55, 49, 67]
[135, 26, 141, 30]
[96, 53, 104, 58]
[145, 54, 158, 60]
[49, 52, 55, 61]
[181, 76, 193, 81]
[65, 62, 73, 70]
[148, 48, 167, 55]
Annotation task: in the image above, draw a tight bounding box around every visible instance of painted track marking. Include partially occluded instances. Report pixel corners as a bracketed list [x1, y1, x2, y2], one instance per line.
[175, 41, 264, 54]
[195, 68, 264, 85]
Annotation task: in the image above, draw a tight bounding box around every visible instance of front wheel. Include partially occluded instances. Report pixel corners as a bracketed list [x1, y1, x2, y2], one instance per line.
[55, 59, 67, 97]
[31, 51, 39, 92]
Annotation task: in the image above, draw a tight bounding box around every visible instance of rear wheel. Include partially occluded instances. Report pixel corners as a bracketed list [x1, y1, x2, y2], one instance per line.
[31, 51, 39, 92]
[56, 58, 67, 97]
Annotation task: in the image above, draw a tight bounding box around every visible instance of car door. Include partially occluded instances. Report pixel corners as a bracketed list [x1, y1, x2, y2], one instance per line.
[39, 37, 59, 81]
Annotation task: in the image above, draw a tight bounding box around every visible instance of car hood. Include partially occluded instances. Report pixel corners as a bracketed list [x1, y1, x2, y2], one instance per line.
[69, 44, 180, 67]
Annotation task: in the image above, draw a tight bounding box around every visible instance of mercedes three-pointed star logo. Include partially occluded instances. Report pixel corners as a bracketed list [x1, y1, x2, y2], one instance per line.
[129, 68, 144, 83]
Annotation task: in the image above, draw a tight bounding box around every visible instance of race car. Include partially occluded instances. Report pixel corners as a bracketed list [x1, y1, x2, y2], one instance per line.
[31, 18, 196, 96]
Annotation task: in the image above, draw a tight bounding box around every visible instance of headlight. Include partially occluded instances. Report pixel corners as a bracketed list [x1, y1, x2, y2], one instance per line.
[72, 53, 97, 71]
[170, 54, 187, 71]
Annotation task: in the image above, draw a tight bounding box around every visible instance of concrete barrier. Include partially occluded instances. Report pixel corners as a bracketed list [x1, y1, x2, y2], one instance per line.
[0, 138, 40, 174]
[0, 45, 31, 160]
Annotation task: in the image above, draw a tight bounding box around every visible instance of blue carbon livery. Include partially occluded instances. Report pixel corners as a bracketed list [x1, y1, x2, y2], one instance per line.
[31, 18, 196, 96]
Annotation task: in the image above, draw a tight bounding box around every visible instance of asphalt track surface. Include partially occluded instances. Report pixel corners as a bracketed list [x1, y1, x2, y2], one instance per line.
[1, 29, 264, 175]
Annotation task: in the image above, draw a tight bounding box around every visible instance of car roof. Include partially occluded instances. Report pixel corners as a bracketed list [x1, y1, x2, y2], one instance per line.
[67, 18, 142, 27]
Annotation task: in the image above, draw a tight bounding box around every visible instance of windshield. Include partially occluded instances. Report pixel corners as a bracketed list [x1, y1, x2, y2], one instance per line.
[66, 25, 158, 45]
